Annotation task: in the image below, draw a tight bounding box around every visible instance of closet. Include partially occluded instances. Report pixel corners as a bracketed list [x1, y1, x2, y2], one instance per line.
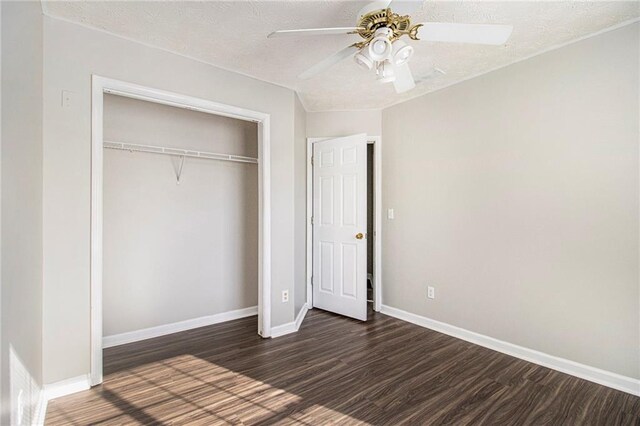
[102, 93, 258, 344]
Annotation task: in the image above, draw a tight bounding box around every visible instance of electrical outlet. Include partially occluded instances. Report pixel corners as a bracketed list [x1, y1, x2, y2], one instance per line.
[427, 286, 435, 299]
[282, 290, 289, 303]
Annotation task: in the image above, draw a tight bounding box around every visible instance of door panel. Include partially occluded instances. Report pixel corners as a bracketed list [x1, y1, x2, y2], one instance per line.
[313, 134, 367, 321]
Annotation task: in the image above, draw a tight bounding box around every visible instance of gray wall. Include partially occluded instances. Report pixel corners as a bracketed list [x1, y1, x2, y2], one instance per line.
[382, 23, 640, 379]
[1, 1, 44, 424]
[42, 16, 296, 384]
[294, 94, 307, 317]
[103, 95, 258, 336]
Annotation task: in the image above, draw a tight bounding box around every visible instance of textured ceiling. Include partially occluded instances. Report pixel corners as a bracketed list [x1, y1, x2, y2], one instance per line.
[43, 1, 640, 111]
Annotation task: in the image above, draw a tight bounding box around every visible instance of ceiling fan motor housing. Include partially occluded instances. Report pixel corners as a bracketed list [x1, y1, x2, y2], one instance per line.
[356, 8, 420, 47]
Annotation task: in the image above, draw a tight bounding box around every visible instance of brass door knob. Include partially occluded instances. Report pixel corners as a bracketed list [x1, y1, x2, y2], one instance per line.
[355, 233, 364, 240]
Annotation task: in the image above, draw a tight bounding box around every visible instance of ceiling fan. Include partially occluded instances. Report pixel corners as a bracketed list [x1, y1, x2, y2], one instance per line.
[268, 0, 513, 94]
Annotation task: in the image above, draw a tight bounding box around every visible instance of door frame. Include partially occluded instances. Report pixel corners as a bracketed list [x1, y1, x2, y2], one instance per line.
[306, 136, 382, 312]
[90, 76, 272, 386]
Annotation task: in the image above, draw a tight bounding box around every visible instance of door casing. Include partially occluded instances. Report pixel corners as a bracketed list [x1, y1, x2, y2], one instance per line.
[91, 76, 272, 386]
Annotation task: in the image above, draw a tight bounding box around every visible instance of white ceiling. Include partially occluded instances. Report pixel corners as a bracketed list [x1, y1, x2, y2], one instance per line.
[43, 1, 640, 111]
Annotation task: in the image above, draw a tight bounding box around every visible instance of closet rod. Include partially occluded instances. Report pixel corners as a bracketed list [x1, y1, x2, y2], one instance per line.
[103, 141, 258, 164]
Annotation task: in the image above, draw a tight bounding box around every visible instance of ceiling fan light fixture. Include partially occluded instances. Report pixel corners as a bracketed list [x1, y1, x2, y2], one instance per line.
[391, 40, 414, 66]
[368, 27, 393, 61]
[354, 48, 374, 70]
[376, 60, 395, 83]
[271, 4, 513, 98]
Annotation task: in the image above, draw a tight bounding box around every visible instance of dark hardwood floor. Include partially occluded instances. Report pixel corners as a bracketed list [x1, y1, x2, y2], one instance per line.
[46, 308, 640, 425]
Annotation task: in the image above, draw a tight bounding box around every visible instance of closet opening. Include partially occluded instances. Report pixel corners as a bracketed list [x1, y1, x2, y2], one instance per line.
[90, 76, 272, 386]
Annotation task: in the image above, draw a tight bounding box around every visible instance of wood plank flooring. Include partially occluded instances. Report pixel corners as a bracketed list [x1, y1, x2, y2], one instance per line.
[46, 308, 640, 425]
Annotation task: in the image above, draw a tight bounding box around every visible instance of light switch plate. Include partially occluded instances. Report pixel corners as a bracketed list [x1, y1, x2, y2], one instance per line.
[387, 208, 395, 220]
[62, 90, 74, 108]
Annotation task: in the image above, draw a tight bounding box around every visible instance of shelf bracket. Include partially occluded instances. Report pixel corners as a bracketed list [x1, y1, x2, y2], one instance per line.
[175, 155, 185, 184]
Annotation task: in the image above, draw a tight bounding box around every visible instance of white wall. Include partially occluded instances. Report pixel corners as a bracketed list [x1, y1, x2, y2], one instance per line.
[1, 2, 44, 424]
[293, 94, 307, 316]
[382, 23, 640, 379]
[42, 16, 296, 384]
[103, 95, 258, 336]
[306, 110, 382, 138]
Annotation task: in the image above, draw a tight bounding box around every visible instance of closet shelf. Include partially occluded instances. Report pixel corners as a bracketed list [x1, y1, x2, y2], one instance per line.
[104, 141, 258, 164]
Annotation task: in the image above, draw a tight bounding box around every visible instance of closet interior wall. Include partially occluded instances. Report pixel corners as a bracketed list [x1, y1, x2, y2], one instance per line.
[103, 94, 258, 338]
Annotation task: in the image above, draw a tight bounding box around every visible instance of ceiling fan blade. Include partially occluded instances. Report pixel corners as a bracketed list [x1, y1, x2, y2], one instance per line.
[393, 63, 416, 94]
[268, 27, 361, 38]
[416, 22, 513, 45]
[299, 45, 358, 80]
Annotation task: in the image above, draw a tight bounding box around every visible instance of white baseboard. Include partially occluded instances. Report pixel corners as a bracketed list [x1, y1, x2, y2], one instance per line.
[380, 304, 640, 396]
[103, 306, 258, 348]
[43, 374, 91, 402]
[271, 303, 309, 338]
[36, 374, 91, 425]
[295, 303, 309, 330]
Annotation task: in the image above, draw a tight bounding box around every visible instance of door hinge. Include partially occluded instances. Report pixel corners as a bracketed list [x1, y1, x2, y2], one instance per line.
[311, 216, 314, 225]
[311, 155, 314, 166]
[311, 276, 314, 286]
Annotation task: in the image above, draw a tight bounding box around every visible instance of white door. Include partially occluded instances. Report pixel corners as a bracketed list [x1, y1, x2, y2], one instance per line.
[312, 134, 368, 321]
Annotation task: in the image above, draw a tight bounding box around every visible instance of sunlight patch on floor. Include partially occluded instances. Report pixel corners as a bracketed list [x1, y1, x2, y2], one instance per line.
[50, 354, 342, 425]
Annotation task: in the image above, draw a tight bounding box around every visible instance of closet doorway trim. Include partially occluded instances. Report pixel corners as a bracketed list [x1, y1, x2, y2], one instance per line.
[90, 76, 272, 386]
